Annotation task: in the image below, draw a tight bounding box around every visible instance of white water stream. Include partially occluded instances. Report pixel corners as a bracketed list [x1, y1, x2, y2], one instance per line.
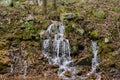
[87, 41, 101, 80]
[42, 22, 76, 79]
[42, 22, 101, 80]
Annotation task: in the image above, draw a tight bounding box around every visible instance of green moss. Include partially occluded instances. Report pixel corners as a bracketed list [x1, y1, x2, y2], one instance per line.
[92, 9, 106, 19]
[41, 20, 50, 30]
[98, 40, 115, 57]
[112, 7, 120, 13]
[90, 30, 100, 40]
[66, 25, 75, 32]
[70, 42, 78, 53]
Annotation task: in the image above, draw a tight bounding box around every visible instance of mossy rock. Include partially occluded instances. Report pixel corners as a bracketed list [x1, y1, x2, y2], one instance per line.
[0, 0, 12, 7]
[92, 9, 106, 19]
[60, 13, 76, 22]
[72, 24, 85, 35]
[90, 30, 100, 40]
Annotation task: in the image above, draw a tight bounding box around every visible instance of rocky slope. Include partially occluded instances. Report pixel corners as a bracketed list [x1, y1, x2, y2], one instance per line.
[0, 0, 120, 80]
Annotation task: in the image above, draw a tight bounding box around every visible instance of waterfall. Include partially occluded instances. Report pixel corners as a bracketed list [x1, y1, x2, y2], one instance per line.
[42, 21, 102, 80]
[42, 21, 76, 79]
[91, 41, 99, 73]
[87, 41, 101, 80]
[23, 60, 28, 78]
[7, 46, 28, 78]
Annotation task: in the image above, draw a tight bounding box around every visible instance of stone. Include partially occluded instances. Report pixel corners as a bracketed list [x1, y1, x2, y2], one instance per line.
[39, 30, 46, 38]
[0, 0, 12, 7]
[72, 24, 85, 35]
[64, 71, 72, 77]
[0, 11, 7, 16]
[93, 9, 106, 19]
[13, 1, 25, 9]
[90, 30, 100, 40]
[26, 0, 34, 5]
[26, 14, 34, 21]
[26, 0, 42, 6]
[60, 13, 76, 22]
[77, 29, 85, 35]
[104, 38, 109, 43]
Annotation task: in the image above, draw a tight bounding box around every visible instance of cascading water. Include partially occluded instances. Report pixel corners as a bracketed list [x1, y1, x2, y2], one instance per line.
[42, 21, 76, 79]
[91, 41, 99, 73]
[23, 60, 28, 78]
[87, 41, 101, 80]
[6, 46, 28, 78]
[42, 21, 102, 80]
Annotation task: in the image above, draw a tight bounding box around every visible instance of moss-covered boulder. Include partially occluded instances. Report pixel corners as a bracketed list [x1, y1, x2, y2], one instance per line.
[0, 0, 12, 7]
[89, 30, 100, 40]
[92, 9, 106, 19]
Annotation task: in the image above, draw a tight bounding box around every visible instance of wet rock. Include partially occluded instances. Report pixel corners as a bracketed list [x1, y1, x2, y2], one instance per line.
[52, 65, 59, 69]
[0, 0, 12, 7]
[39, 30, 46, 38]
[64, 71, 72, 77]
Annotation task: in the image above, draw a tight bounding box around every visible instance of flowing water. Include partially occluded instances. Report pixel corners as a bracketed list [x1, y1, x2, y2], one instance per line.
[91, 41, 101, 80]
[87, 41, 101, 80]
[23, 60, 28, 78]
[91, 41, 99, 73]
[7, 46, 28, 78]
[42, 22, 101, 80]
[42, 22, 76, 79]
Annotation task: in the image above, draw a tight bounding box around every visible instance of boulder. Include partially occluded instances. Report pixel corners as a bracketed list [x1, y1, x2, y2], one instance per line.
[92, 9, 106, 19]
[72, 24, 85, 35]
[13, 1, 25, 9]
[104, 38, 110, 43]
[60, 13, 76, 22]
[0, 0, 12, 7]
